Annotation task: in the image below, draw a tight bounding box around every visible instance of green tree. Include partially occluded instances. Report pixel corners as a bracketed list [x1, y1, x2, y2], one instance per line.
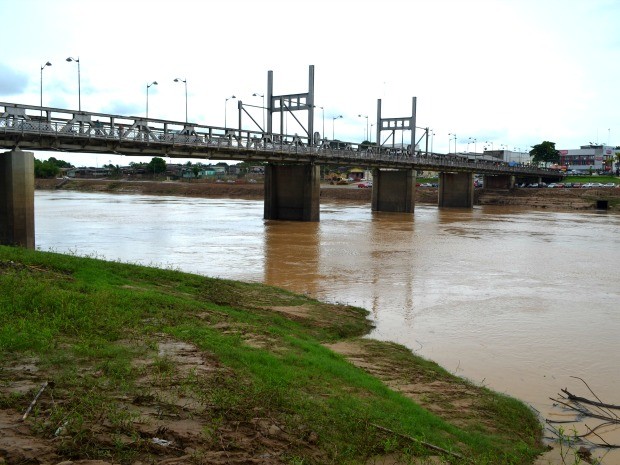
[529, 141, 560, 166]
[34, 159, 60, 178]
[147, 157, 166, 175]
[47, 157, 72, 168]
[34, 157, 72, 178]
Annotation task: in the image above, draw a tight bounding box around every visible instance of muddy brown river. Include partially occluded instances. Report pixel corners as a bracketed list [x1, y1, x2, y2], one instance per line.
[35, 191, 620, 462]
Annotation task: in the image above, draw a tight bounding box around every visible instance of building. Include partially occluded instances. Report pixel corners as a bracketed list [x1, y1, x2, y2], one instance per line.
[558, 144, 616, 174]
[480, 150, 530, 165]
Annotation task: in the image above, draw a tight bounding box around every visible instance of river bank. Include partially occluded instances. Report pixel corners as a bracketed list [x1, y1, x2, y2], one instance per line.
[0, 246, 543, 464]
[36, 178, 620, 211]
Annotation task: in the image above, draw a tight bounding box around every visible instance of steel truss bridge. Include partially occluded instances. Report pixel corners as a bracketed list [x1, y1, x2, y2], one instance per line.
[0, 101, 558, 179]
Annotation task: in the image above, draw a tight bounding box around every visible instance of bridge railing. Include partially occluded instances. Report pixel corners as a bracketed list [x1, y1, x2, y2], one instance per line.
[1, 102, 558, 177]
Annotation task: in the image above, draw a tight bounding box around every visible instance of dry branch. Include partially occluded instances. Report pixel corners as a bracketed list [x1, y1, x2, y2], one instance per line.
[561, 389, 620, 412]
[22, 381, 50, 421]
[370, 423, 471, 462]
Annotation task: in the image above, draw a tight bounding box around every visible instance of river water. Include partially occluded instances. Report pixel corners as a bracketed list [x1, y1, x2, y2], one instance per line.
[34, 190, 620, 460]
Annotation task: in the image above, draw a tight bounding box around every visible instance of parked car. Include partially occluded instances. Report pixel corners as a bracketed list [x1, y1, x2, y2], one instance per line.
[357, 182, 372, 188]
[603, 183, 616, 188]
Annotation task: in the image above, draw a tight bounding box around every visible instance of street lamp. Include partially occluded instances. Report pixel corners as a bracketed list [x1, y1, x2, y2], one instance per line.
[173, 78, 188, 123]
[357, 114, 369, 141]
[318, 106, 325, 139]
[252, 93, 265, 130]
[370, 123, 375, 144]
[146, 81, 158, 119]
[332, 115, 343, 140]
[449, 133, 456, 154]
[65, 56, 81, 111]
[40, 61, 51, 116]
[225, 95, 236, 128]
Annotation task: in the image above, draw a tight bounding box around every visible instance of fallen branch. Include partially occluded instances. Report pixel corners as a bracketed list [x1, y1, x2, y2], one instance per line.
[370, 423, 470, 462]
[549, 397, 620, 424]
[561, 389, 620, 412]
[22, 381, 51, 421]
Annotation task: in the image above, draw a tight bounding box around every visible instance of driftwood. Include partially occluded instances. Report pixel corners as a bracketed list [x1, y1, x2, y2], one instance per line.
[370, 423, 471, 462]
[547, 376, 620, 450]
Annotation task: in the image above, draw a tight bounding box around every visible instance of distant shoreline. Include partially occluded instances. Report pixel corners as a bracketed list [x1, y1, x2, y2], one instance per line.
[35, 178, 620, 211]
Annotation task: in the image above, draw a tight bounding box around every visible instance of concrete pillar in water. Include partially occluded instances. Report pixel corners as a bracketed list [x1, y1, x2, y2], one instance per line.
[0, 149, 35, 248]
[438, 172, 474, 208]
[483, 174, 515, 189]
[264, 163, 320, 221]
[371, 168, 415, 213]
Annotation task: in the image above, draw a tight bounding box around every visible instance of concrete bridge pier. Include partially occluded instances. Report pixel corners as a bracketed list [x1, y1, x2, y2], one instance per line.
[1, 149, 35, 248]
[438, 172, 474, 208]
[484, 174, 515, 189]
[264, 163, 320, 221]
[371, 168, 416, 213]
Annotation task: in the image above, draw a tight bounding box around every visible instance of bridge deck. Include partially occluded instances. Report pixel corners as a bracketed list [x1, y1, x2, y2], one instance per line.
[1, 102, 560, 178]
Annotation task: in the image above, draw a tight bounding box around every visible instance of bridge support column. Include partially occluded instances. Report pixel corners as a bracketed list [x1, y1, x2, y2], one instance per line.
[371, 169, 415, 213]
[483, 174, 515, 189]
[438, 172, 474, 208]
[1, 149, 35, 248]
[264, 163, 320, 221]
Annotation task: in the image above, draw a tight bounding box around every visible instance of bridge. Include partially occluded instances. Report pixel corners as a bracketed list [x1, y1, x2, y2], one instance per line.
[1, 65, 559, 249]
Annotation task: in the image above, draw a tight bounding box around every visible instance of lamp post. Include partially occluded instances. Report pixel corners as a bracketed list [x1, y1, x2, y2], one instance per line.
[40, 61, 51, 117]
[357, 114, 369, 141]
[430, 130, 435, 155]
[370, 123, 375, 144]
[225, 95, 236, 128]
[65, 56, 81, 111]
[252, 93, 265, 130]
[146, 81, 157, 119]
[332, 115, 343, 140]
[174, 78, 188, 123]
[449, 133, 456, 154]
[319, 106, 325, 139]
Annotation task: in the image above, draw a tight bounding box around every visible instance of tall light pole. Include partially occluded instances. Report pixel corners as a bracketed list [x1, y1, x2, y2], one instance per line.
[146, 81, 157, 119]
[225, 95, 236, 128]
[174, 78, 188, 123]
[332, 115, 343, 140]
[357, 114, 369, 141]
[449, 133, 456, 154]
[252, 93, 265, 131]
[66, 56, 81, 111]
[430, 130, 435, 154]
[370, 123, 375, 144]
[319, 106, 325, 139]
[40, 61, 52, 117]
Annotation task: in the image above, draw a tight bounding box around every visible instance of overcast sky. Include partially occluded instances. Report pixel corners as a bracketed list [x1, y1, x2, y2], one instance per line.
[1, 0, 619, 167]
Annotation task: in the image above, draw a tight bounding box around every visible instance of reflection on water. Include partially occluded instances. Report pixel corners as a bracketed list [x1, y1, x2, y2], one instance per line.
[35, 191, 620, 460]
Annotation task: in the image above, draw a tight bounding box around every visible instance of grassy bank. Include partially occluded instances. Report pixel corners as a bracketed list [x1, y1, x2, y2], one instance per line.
[0, 246, 543, 464]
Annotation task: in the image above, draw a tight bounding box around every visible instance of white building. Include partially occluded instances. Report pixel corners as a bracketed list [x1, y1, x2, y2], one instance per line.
[558, 144, 616, 174]
[480, 150, 530, 165]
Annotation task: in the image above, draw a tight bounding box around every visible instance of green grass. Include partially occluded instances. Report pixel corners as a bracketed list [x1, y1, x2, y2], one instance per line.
[563, 175, 619, 184]
[0, 246, 544, 464]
